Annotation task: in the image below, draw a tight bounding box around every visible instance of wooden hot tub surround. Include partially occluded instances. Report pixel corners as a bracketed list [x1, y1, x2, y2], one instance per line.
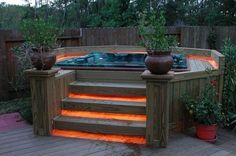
[26, 46, 224, 147]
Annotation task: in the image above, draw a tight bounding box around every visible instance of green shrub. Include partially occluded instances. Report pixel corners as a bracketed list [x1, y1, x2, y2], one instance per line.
[4, 44, 33, 123]
[207, 29, 217, 49]
[181, 74, 224, 126]
[221, 38, 236, 131]
[229, 112, 236, 132]
[21, 18, 60, 50]
[138, 11, 177, 52]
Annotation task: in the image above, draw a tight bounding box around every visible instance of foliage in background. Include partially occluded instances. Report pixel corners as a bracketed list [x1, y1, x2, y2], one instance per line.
[181, 73, 224, 126]
[10, 43, 32, 97]
[138, 11, 177, 52]
[207, 29, 217, 49]
[221, 39, 236, 131]
[229, 112, 236, 132]
[0, 0, 235, 29]
[21, 19, 60, 50]
[2, 44, 34, 124]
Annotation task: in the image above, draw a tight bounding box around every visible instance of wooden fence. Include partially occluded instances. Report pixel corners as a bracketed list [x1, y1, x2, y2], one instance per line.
[0, 26, 235, 100]
[180, 26, 236, 50]
[80, 26, 181, 46]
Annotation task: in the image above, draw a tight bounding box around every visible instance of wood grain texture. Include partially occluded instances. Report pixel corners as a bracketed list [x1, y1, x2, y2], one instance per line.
[53, 116, 146, 136]
[75, 70, 144, 83]
[26, 69, 76, 136]
[69, 81, 146, 96]
[55, 70, 76, 115]
[142, 71, 173, 147]
[211, 50, 225, 73]
[169, 75, 222, 132]
[2, 126, 236, 156]
[62, 98, 146, 114]
[141, 67, 223, 146]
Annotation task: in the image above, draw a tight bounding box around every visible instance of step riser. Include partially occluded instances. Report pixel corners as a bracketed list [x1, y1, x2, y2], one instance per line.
[76, 70, 144, 82]
[54, 120, 145, 136]
[52, 129, 146, 144]
[62, 101, 146, 115]
[70, 85, 146, 96]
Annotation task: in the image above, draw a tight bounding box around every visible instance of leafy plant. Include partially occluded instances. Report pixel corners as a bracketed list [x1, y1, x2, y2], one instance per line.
[21, 18, 60, 52]
[221, 38, 236, 131]
[138, 11, 177, 54]
[229, 112, 236, 132]
[207, 29, 217, 49]
[181, 74, 224, 125]
[9, 43, 33, 97]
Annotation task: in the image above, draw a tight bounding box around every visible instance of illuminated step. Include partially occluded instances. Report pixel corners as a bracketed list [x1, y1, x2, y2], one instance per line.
[53, 116, 146, 136]
[61, 110, 146, 122]
[62, 97, 146, 114]
[69, 93, 146, 102]
[52, 129, 146, 145]
[69, 81, 146, 96]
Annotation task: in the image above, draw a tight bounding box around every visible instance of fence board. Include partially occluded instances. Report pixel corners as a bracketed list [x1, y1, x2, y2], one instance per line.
[181, 26, 236, 50]
[0, 31, 8, 100]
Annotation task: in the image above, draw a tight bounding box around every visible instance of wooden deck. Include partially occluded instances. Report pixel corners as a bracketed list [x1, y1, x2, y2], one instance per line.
[1, 126, 236, 156]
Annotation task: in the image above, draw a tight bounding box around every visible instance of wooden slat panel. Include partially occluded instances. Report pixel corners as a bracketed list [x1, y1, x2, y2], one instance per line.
[76, 70, 144, 82]
[69, 81, 146, 96]
[55, 70, 76, 117]
[62, 98, 146, 114]
[53, 116, 146, 136]
[0, 137, 64, 154]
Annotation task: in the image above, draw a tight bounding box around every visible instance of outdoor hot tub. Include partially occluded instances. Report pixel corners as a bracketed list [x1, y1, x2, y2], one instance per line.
[53, 45, 224, 132]
[55, 51, 189, 72]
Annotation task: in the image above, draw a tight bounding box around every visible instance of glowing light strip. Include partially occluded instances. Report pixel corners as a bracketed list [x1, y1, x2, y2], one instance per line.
[187, 55, 219, 69]
[56, 54, 85, 61]
[69, 93, 146, 103]
[56, 51, 146, 62]
[61, 110, 146, 122]
[52, 129, 146, 144]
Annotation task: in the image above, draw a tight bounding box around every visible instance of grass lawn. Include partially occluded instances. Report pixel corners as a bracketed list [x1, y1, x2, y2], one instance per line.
[0, 97, 32, 124]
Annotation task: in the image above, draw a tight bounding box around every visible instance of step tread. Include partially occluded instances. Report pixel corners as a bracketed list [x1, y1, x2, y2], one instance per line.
[62, 98, 146, 115]
[62, 98, 146, 107]
[54, 116, 146, 127]
[70, 81, 146, 89]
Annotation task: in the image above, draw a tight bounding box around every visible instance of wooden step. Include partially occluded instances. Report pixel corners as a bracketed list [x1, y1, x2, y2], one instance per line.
[62, 98, 146, 114]
[52, 129, 146, 144]
[76, 70, 144, 83]
[69, 81, 146, 96]
[53, 116, 146, 136]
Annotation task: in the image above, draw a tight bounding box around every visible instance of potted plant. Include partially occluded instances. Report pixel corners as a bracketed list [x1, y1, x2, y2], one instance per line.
[139, 11, 177, 74]
[21, 18, 60, 70]
[181, 77, 224, 143]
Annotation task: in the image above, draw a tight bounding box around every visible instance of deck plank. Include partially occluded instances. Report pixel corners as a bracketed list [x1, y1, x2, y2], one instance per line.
[0, 126, 236, 156]
[5, 138, 91, 156]
[44, 141, 122, 156]
[0, 126, 32, 137]
[0, 137, 64, 154]
[189, 59, 212, 72]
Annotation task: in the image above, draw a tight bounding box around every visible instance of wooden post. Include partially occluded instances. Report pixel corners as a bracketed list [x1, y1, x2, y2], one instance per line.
[141, 70, 174, 147]
[25, 68, 60, 136]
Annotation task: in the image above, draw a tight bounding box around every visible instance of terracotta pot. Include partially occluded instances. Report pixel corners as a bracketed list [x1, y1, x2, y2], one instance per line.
[30, 51, 56, 70]
[196, 124, 217, 143]
[145, 50, 173, 74]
